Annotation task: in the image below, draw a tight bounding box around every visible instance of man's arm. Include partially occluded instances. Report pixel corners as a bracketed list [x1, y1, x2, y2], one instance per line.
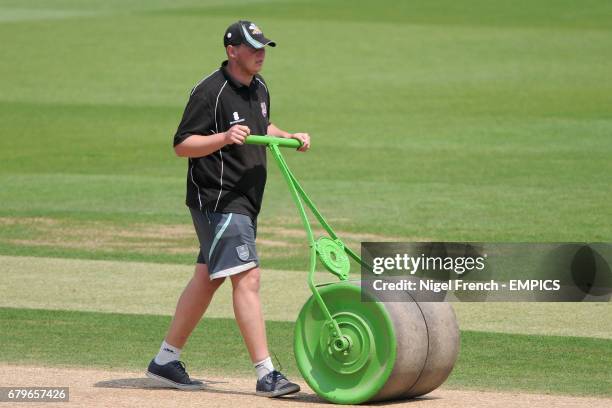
[267, 123, 292, 138]
[174, 125, 251, 157]
[267, 123, 310, 152]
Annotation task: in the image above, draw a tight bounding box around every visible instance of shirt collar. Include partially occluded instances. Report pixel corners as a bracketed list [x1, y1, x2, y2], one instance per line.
[221, 60, 257, 91]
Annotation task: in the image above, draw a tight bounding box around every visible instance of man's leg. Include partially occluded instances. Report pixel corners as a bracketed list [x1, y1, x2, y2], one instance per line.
[231, 266, 300, 397]
[165, 263, 225, 348]
[230, 266, 268, 361]
[146, 263, 224, 390]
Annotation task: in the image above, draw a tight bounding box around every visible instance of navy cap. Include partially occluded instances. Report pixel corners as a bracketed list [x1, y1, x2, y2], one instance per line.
[223, 20, 276, 49]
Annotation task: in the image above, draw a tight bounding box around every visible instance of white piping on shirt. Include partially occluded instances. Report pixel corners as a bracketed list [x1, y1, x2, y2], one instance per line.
[190, 69, 219, 96]
[213, 150, 224, 212]
[189, 158, 203, 210]
[213, 81, 228, 212]
[255, 77, 268, 94]
[214, 81, 227, 133]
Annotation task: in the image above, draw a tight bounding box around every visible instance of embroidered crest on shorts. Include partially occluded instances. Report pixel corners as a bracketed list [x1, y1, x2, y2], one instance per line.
[236, 244, 250, 261]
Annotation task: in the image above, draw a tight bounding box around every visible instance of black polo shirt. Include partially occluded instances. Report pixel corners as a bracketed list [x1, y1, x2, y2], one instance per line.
[173, 60, 271, 220]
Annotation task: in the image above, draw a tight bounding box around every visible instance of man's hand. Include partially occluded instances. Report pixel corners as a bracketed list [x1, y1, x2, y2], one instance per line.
[224, 125, 251, 145]
[290, 133, 310, 152]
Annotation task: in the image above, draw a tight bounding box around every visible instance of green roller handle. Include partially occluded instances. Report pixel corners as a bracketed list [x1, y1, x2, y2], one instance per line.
[245, 135, 302, 149]
[245, 134, 350, 347]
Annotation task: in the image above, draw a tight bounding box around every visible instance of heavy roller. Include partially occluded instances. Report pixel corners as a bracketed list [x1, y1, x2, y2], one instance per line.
[245, 136, 460, 404]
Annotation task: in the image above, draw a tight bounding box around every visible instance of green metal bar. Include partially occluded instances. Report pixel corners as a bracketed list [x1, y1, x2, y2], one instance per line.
[267, 144, 342, 338]
[248, 134, 362, 266]
[285, 169, 368, 269]
[269, 145, 360, 272]
[245, 135, 301, 149]
[287, 172, 339, 240]
[250, 134, 368, 343]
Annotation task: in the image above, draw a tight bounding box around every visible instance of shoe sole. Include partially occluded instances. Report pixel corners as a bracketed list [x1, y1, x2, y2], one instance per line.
[146, 371, 205, 391]
[256, 384, 301, 398]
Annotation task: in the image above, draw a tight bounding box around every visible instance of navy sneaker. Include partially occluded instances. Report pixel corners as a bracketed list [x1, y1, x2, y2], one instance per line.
[256, 370, 300, 397]
[146, 359, 204, 390]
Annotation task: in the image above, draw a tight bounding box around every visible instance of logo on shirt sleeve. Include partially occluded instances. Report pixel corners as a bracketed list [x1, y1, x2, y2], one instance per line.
[260, 102, 267, 118]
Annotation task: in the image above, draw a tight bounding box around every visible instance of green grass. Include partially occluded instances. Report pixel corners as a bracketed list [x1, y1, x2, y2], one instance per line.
[0, 307, 291, 376]
[1, 307, 610, 396]
[453, 330, 612, 396]
[3, 255, 612, 338]
[0, 1, 611, 399]
[0, 0, 611, 269]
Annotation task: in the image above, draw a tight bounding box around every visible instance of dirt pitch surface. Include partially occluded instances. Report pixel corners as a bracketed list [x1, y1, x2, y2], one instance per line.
[1, 365, 610, 407]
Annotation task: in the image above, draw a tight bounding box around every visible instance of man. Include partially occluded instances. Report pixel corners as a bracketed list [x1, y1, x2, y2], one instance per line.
[146, 20, 310, 397]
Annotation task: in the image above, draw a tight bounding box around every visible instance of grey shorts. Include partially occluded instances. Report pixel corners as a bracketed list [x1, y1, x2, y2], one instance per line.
[190, 208, 259, 280]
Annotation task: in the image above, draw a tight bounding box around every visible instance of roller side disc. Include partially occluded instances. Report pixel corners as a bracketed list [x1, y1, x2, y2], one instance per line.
[294, 282, 396, 404]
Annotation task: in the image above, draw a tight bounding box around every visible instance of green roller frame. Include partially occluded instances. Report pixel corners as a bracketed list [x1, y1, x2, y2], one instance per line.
[245, 135, 396, 404]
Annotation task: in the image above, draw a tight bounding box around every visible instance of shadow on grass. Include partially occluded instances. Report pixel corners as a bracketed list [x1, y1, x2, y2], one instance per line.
[93, 377, 439, 405]
[94, 377, 323, 403]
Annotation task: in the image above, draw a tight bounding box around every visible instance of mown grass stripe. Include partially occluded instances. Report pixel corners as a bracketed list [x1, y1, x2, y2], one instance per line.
[3, 255, 612, 339]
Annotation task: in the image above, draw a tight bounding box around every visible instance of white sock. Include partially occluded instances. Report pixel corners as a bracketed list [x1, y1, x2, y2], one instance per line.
[254, 356, 274, 380]
[154, 340, 181, 365]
